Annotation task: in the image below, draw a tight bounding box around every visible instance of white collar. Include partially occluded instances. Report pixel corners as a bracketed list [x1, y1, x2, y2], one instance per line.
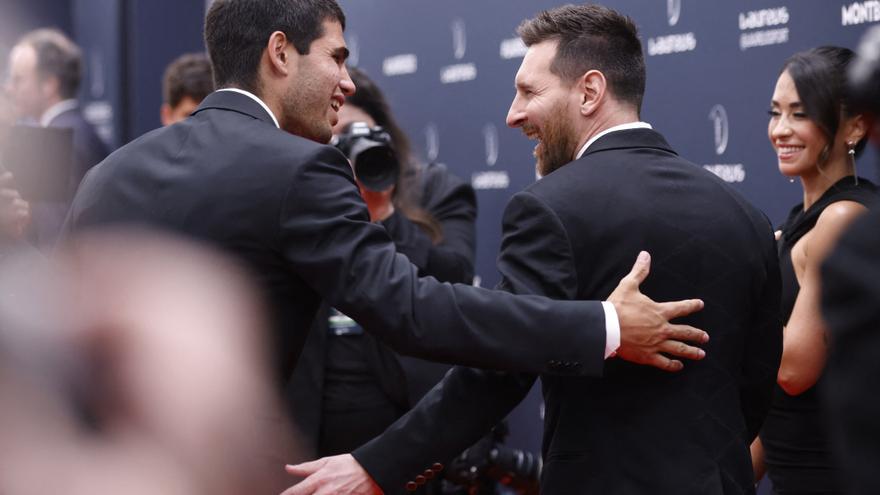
[39, 99, 78, 127]
[575, 121, 653, 159]
[216, 88, 280, 128]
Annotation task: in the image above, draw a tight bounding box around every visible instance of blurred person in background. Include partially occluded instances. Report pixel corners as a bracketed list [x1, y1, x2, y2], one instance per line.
[4, 28, 108, 245]
[160, 52, 214, 126]
[0, 230, 298, 494]
[821, 25, 880, 495]
[753, 46, 878, 494]
[289, 67, 477, 467]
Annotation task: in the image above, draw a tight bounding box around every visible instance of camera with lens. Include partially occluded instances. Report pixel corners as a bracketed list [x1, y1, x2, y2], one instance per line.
[331, 121, 400, 192]
[442, 423, 541, 495]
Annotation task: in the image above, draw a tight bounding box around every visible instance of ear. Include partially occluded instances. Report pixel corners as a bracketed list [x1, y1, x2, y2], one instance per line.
[577, 70, 606, 117]
[843, 113, 868, 146]
[40, 75, 60, 99]
[160, 103, 173, 126]
[265, 30, 292, 77]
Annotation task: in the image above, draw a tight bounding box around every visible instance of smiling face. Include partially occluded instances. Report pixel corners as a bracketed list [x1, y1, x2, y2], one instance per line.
[506, 40, 582, 177]
[280, 19, 354, 143]
[768, 70, 830, 179]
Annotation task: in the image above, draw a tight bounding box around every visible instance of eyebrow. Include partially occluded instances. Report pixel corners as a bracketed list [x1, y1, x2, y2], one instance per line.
[770, 100, 802, 108]
[332, 46, 350, 61]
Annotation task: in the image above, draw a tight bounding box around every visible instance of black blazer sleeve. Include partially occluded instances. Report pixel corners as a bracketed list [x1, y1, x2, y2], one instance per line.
[279, 147, 607, 375]
[353, 190, 585, 493]
[380, 163, 476, 284]
[740, 226, 783, 441]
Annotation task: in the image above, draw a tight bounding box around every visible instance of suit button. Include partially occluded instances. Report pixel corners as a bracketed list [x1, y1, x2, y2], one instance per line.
[423, 469, 435, 479]
[432, 463, 444, 472]
[406, 481, 418, 491]
[415, 475, 427, 484]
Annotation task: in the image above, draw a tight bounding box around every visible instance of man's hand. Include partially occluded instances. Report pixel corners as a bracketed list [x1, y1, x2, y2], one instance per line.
[608, 251, 708, 372]
[282, 454, 383, 495]
[0, 172, 30, 239]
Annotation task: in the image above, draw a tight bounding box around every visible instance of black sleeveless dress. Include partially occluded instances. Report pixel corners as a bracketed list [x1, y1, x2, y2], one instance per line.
[761, 176, 878, 494]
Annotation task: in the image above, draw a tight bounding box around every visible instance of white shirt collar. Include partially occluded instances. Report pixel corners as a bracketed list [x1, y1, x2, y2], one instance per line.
[575, 121, 653, 159]
[39, 99, 78, 127]
[216, 88, 280, 128]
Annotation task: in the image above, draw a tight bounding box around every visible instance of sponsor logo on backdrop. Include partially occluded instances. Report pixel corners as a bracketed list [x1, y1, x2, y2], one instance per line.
[709, 105, 729, 155]
[440, 64, 477, 83]
[739, 7, 790, 50]
[703, 104, 745, 183]
[471, 170, 510, 190]
[483, 124, 499, 167]
[668, 0, 681, 26]
[346, 34, 360, 67]
[842, 1, 880, 26]
[382, 54, 418, 76]
[500, 37, 527, 59]
[648, 1, 696, 56]
[441, 18, 477, 83]
[89, 52, 105, 97]
[424, 123, 440, 163]
[473, 123, 508, 190]
[703, 164, 746, 183]
[452, 18, 467, 60]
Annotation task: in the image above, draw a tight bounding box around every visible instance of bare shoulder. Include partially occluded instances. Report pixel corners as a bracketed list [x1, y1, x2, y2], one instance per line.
[808, 200, 870, 262]
[815, 200, 869, 232]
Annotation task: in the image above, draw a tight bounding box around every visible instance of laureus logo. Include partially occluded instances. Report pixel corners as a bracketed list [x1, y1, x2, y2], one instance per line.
[425, 123, 440, 163]
[452, 18, 467, 60]
[708, 104, 729, 155]
[668, 0, 682, 26]
[483, 123, 499, 167]
[345, 33, 360, 67]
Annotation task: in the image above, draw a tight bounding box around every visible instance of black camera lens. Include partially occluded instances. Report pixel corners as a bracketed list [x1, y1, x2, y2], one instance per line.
[333, 122, 400, 192]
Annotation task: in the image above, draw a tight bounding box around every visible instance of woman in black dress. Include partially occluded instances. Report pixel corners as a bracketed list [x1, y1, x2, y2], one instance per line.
[752, 46, 878, 494]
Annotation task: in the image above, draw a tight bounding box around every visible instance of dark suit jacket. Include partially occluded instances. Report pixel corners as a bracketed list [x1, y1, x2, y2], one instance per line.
[47, 106, 109, 192]
[821, 208, 880, 495]
[30, 107, 109, 246]
[354, 128, 782, 495]
[64, 90, 608, 384]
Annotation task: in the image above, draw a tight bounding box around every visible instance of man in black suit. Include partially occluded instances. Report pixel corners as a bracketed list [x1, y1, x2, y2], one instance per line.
[821, 25, 880, 495]
[5, 28, 109, 245]
[65, 0, 708, 434]
[287, 5, 782, 495]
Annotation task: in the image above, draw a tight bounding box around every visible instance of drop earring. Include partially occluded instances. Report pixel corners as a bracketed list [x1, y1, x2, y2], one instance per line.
[848, 141, 859, 185]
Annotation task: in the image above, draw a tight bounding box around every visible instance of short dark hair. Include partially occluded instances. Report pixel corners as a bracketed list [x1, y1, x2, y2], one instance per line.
[18, 28, 82, 99]
[163, 53, 215, 108]
[518, 4, 645, 111]
[783, 46, 867, 157]
[204, 0, 345, 93]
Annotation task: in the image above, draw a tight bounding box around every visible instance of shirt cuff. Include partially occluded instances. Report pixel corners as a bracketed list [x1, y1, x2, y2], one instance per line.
[601, 301, 620, 359]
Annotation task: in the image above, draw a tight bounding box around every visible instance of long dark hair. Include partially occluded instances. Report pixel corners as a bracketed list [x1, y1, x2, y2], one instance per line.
[346, 67, 442, 242]
[782, 46, 867, 161]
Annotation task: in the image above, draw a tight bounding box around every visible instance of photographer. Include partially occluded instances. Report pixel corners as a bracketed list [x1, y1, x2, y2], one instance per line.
[288, 67, 478, 486]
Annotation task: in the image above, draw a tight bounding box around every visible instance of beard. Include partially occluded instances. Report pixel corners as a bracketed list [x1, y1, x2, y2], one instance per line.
[526, 102, 579, 177]
[280, 84, 333, 144]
